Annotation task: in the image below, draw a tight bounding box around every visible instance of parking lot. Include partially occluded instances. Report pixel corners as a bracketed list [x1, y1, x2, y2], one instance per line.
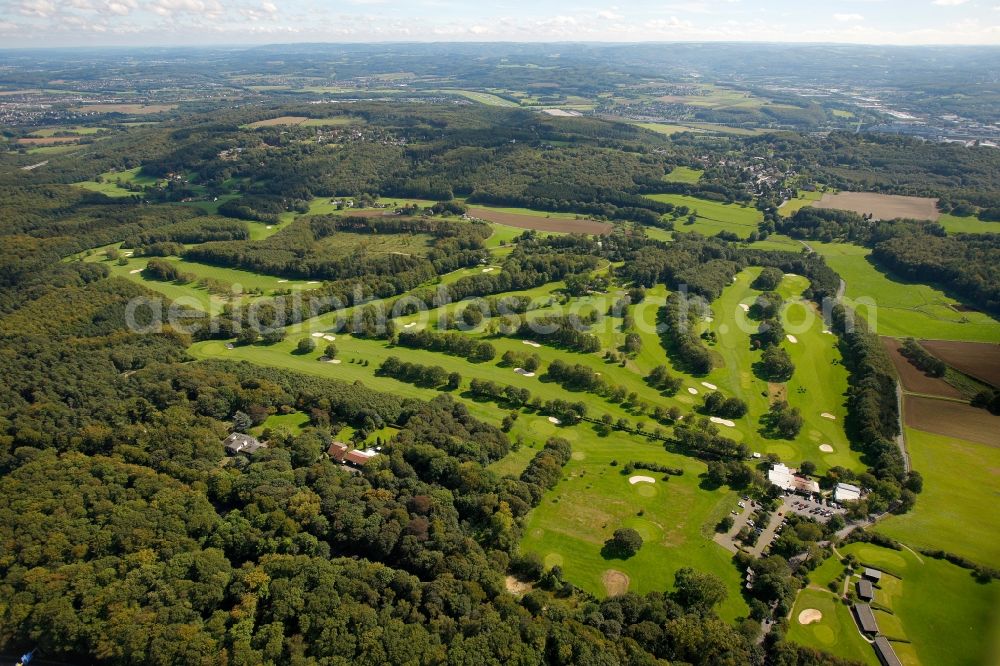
[784, 494, 846, 523]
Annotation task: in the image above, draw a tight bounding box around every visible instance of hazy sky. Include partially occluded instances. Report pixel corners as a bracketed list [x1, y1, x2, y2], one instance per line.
[0, 0, 998, 47]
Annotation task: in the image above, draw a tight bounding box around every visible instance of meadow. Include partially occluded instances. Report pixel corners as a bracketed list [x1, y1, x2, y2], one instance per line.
[664, 166, 704, 184]
[643, 193, 763, 239]
[812, 241, 999, 342]
[877, 428, 1000, 567]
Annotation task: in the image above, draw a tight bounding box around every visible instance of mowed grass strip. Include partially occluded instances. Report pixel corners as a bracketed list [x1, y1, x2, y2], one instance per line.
[812, 241, 999, 342]
[877, 428, 1000, 566]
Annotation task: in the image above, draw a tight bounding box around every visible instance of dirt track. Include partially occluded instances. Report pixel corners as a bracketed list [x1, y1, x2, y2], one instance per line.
[811, 192, 940, 222]
[468, 207, 613, 235]
[904, 395, 998, 447]
[920, 340, 1000, 388]
[882, 338, 962, 398]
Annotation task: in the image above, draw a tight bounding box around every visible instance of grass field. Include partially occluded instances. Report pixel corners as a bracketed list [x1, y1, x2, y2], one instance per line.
[877, 428, 1000, 567]
[838, 542, 1000, 666]
[438, 90, 520, 107]
[636, 122, 707, 136]
[664, 166, 704, 184]
[778, 190, 824, 217]
[937, 213, 1000, 235]
[75, 103, 176, 114]
[812, 241, 999, 342]
[698, 269, 857, 471]
[643, 194, 763, 239]
[786, 587, 878, 665]
[519, 429, 750, 621]
[75, 166, 160, 197]
[252, 411, 311, 437]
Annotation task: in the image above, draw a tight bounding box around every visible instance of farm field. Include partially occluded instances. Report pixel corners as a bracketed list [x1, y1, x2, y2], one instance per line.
[837, 542, 1000, 666]
[812, 241, 999, 342]
[919, 340, 1000, 387]
[244, 116, 360, 128]
[903, 395, 998, 447]
[467, 206, 612, 235]
[786, 587, 878, 665]
[643, 193, 763, 239]
[16, 135, 81, 145]
[881, 338, 963, 398]
[811, 192, 940, 222]
[75, 103, 176, 114]
[877, 428, 1000, 567]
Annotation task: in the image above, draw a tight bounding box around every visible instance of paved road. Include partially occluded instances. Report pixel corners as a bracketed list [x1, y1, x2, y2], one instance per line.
[750, 498, 787, 558]
[713, 501, 754, 553]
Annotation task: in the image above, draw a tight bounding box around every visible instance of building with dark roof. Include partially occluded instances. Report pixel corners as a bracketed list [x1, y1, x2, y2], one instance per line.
[223, 432, 265, 456]
[873, 636, 903, 666]
[857, 579, 874, 601]
[853, 603, 879, 635]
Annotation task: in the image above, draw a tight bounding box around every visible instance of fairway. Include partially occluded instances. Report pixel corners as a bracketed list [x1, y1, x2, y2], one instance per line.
[812, 241, 999, 342]
[877, 428, 1000, 566]
[700, 269, 857, 471]
[519, 428, 750, 620]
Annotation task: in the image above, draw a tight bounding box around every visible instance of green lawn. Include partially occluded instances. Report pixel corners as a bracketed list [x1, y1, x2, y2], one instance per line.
[252, 411, 311, 437]
[83, 250, 313, 311]
[812, 241, 999, 342]
[699, 268, 859, 472]
[519, 427, 750, 621]
[937, 213, 1000, 235]
[876, 428, 1000, 567]
[664, 166, 705, 184]
[75, 166, 160, 197]
[644, 194, 763, 240]
[839, 542, 1000, 666]
[777, 190, 824, 217]
[786, 587, 878, 665]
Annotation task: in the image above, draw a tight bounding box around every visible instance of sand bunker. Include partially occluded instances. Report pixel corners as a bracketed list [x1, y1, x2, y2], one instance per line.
[687, 387, 699, 395]
[323, 335, 336, 341]
[514, 368, 536, 377]
[522, 340, 541, 348]
[482, 267, 495, 273]
[786, 334, 798, 344]
[129, 269, 142, 274]
[798, 609, 822, 625]
[821, 412, 836, 420]
[822, 330, 833, 335]
[629, 476, 656, 485]
[784, 273, 799, 278]
[701, 382, 718, 390]
[710, 417, 736, 428]
[819, 444, 834, 453]
[705, 316, 714, 323]
[404, 322, 417, 329]
[278, 279, 288, 283]
[602, 570, 630, 596]
[326, 359, 342, 364]
[311, 332, 324, 338]
[547, 416, 562, 425]
[308, 281, 320, 285]
[739, 303, 750, 312]
[266, 225, 273, 229]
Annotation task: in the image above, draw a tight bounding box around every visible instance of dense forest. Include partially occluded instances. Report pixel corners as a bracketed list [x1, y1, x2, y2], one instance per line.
[1, 99, 995, 665]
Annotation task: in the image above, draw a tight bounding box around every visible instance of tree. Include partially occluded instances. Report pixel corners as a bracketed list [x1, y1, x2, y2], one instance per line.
[799, 460, 816, 476]
[752, 267, 783, 291]
[297, 337, 317, 354]
[324, 343, 338, 358]
[758, 345, 795, 381]
[673, 567, 728, 613]
[447, 372, 462, 391]
[233, 410, 253, 433]
[604, 527, 643, 558]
